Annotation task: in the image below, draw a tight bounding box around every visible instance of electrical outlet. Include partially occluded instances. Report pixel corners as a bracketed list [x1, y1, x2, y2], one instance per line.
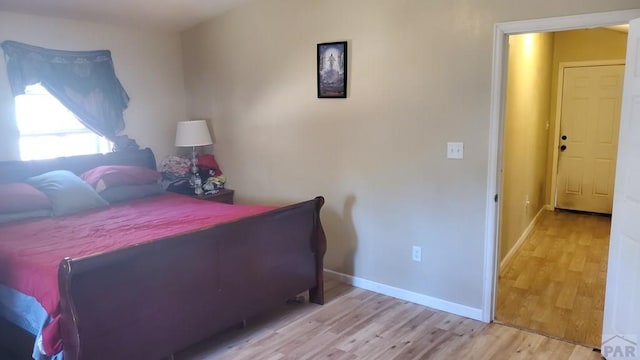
[412, 246, 422, 262]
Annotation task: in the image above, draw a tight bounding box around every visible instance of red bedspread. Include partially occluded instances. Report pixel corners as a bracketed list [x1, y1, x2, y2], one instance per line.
[0, 193, 275, 355]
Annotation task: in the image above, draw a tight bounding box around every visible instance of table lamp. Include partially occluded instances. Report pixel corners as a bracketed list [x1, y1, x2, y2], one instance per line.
[175, 120, 213, 195]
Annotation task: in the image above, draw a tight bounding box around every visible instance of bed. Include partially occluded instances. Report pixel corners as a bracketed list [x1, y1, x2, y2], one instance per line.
[0, 148, 326, 360]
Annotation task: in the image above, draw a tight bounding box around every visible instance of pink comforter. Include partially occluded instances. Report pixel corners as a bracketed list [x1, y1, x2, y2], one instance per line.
[0, 193, 274, 355]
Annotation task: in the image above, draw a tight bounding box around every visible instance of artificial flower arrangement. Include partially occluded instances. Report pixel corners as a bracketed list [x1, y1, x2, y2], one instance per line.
[160, 155, 191, 180]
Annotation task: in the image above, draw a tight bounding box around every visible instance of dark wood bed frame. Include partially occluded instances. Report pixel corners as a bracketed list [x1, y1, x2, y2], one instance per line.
[0, 149, 326, 360]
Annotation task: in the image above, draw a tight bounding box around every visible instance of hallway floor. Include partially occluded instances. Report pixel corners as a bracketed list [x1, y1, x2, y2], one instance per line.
[495, 210, 611, 348]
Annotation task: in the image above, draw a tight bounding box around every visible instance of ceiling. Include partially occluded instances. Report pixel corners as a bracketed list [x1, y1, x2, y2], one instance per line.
[0, 0, 251, 32]
[0, 1, 631, 34]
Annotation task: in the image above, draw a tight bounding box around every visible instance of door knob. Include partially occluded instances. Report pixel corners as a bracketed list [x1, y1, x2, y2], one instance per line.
[561, 135, 567, 140]
[560, 145, 567, 151]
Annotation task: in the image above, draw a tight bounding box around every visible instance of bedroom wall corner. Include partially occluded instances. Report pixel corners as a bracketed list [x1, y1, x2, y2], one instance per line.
[179, 0, 640, 316]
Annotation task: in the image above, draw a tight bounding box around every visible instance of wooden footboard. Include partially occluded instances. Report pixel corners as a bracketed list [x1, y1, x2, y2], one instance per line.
[57, 196, 326, 360]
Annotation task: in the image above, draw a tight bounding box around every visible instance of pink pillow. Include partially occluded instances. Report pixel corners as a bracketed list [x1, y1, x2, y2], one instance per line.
[81, 165, 160, 192]
[0, 183, 52, 214]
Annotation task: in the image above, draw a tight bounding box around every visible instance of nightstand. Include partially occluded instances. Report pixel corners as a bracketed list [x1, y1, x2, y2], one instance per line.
[193, 189, 234, 204]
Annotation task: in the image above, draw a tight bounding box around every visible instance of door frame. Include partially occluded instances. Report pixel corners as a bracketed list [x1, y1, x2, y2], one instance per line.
[482, 9, 640, 323]
[549, 60, 626, 210]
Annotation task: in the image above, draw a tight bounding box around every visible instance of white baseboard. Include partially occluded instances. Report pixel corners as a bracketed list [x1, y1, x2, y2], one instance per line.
[324, 269, 483, 321]
[545, 204, 554, 211]
[499, 206, 547, 273]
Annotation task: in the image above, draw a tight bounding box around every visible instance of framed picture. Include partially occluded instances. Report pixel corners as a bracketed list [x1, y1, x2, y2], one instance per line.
[317, 41, 347, 98]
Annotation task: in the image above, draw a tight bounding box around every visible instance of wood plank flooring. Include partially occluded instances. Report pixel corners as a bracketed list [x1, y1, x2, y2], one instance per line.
[495, 210, 611, 348]
[177, 277, 601, 360]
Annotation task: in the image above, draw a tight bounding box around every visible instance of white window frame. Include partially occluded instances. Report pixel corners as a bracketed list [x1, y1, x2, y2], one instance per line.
[15, 84, 111, 160]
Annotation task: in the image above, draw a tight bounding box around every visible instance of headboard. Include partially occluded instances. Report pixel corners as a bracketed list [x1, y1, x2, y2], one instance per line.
[0, 148, 156, 184]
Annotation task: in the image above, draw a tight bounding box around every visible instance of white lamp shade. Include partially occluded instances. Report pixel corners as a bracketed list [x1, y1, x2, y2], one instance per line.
[175, 120, 213, 147]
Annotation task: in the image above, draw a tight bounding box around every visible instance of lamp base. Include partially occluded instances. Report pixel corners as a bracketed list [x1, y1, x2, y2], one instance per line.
[190, 146, 203, 195]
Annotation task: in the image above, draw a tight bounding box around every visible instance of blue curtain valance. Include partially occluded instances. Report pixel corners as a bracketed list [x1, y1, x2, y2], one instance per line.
[1, 40, 138, 150]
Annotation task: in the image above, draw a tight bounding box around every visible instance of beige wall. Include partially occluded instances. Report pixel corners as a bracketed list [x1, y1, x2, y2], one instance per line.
[500, 33, 554, 262]
[181, 0, 639, 310]
[0, 11, 187, 162]
[545, 28, 629, 205]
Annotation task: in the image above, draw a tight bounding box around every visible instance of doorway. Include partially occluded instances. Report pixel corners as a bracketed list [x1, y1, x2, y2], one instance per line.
[494, 28, 626, 348]
[482, 9, 640, 350]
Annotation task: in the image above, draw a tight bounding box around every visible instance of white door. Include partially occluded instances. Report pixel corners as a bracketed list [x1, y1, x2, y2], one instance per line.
[556, 65, 624, 214]
[602, 18, 640, 360]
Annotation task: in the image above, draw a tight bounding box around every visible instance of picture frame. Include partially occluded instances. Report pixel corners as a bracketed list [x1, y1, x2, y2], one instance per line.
[317, 41, 347, 98]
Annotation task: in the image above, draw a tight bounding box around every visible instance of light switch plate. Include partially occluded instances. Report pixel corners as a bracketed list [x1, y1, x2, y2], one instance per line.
[412, 246, 422, 262]
[447, 142, 464, 160]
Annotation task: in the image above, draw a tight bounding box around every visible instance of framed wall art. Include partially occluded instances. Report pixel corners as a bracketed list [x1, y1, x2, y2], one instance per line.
[317, 41, 347, 98]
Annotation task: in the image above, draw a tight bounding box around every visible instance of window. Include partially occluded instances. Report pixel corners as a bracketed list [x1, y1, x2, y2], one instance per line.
[15, 84, 111, 160]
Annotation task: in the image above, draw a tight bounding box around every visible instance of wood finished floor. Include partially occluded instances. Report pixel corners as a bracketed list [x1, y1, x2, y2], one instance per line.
[495, 210, 611, 349]
[177, 277, 601, 360]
